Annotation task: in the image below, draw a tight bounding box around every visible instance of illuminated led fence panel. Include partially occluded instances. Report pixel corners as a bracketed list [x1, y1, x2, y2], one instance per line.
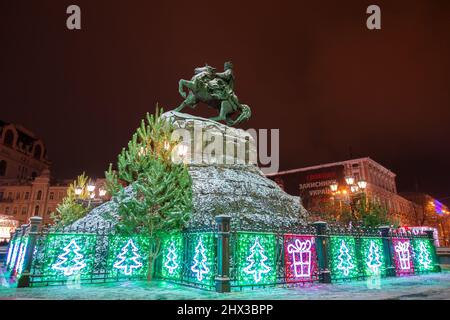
[329, 236, 359, 280]
[41, 234, 97, 280]
[236, 232, 276, 286]
[412, 239, 437, 273]
[6, 238, 17, 269]
[159, 233, 183, 281]
[284, 234, 317, 283]
[15, 236, 29, 276]
[360, 238, 386, 277]
[187, 233, 215, 286]
[107, 235, 150, 278]
[392, 238, 414, 275]
[8, 237, 22, 271]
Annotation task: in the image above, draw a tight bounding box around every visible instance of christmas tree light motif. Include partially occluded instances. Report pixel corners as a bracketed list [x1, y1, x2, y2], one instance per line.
[164, 241, 179, 275]
[243, 237, 272, 283]
[287, 239, 312, 277]
[113, 239, 143, 276]
[6, 241, 15, 268]
[394, 241, 411, 270]
[15, 238, 29, 275]
[337, 240, 355, 276]
[52, 239, 87, 276]
[417, 241, 432, 269]
[366, 240, 383, 274]
[191, 238, 210, 281]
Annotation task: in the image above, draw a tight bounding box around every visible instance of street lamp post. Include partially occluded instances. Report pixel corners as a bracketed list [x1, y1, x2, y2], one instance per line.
[329, 176, 368, 223]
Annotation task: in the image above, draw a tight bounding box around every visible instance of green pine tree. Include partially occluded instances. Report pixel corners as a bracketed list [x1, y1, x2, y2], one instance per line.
[106, 106, 192, 280]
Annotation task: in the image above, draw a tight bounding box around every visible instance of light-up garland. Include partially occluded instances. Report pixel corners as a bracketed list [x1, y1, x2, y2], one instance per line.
[107, 235, 150, 278]
[188, 233, 215, 284]
[160, 234, 183, 280]
[43, 234, 96, 280]
[113, 239, 143, 275]
[363, 239, 384, 276]
[164, 241, 179, 274]
[243, 237, 272, 283]
[337, 240, 355, 276]
[52, 239, 87, 276]
[329, 236, 359, 279]
[412, 239, 435, 272]
[15, 236, 29, 275]
[8, 238, 21, 271]
[5, 239, 16, 269]
[191, 237, 210, 282]
[237, 232, 276, 286]
[284, 235, 317, 282]
[392, 238, 414, 275]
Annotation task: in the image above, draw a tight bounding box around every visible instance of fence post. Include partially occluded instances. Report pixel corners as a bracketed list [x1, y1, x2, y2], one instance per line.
[425, 230, 441, 272]
[312, 221, 331, 283]
[17, 216, 43, 288]
[379, 226, 395, 277]
[215, 215, 231, 293]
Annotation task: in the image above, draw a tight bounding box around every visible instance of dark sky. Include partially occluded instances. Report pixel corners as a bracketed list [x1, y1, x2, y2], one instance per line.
[1, 1, 449, 204]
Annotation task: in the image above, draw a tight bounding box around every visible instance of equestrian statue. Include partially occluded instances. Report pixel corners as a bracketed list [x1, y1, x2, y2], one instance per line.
[174, 61, 251, 126]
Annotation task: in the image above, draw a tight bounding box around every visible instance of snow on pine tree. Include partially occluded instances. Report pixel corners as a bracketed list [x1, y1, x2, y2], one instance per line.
[105, 106, 192, 281]
[52, 239, 87, 276]
[337, 240, 355, 277]
[243, 237, 271, 283]
[113, 239, 143, 275]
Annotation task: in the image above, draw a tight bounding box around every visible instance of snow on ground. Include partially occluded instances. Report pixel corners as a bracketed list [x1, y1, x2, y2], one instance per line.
[0, 272, 450, 300]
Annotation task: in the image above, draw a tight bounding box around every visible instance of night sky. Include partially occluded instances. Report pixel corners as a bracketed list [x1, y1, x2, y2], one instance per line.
[1, 1, 449, 204]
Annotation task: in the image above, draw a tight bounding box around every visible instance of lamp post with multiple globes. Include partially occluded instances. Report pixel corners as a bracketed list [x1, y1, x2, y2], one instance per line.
[329, 176, 368, 222]
[74, 182, 107, 208]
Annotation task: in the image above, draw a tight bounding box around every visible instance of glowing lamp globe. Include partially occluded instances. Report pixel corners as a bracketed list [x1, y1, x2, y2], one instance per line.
[345, 176, 355, 185]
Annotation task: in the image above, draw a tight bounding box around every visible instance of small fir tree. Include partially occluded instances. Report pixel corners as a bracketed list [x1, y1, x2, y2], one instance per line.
[106, 106, 192, 280]
[51, 173, 91, 226]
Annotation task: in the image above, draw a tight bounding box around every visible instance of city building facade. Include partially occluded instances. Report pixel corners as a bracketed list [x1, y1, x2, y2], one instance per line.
[0, 120, 51, 181]
[267, 157, 449, 244]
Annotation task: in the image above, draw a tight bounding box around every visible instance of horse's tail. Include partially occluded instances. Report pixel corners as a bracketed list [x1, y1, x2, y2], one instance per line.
[228, 104, 251, 126]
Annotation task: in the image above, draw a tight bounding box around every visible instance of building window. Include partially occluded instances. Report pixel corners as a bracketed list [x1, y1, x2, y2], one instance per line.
[33, 145, 42, 160]
[49, 192, 54, 200]
[25, 192, 29, 200]
[13, 207, 17, 214]
[0, 160, 7, 176]
[34, 205, 39, 216]
[16, 192, 20, 200]
[4, 130, 14, 147]
[36, 190, 42, 200]
[0, 192, 3, 201]
[21, 207, 27, 215]
[5, 207, 10, 214]
[7, 192, 12, 200]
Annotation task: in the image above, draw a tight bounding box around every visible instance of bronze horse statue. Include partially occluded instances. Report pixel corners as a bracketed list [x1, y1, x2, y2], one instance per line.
[174, 62, 251, 126]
